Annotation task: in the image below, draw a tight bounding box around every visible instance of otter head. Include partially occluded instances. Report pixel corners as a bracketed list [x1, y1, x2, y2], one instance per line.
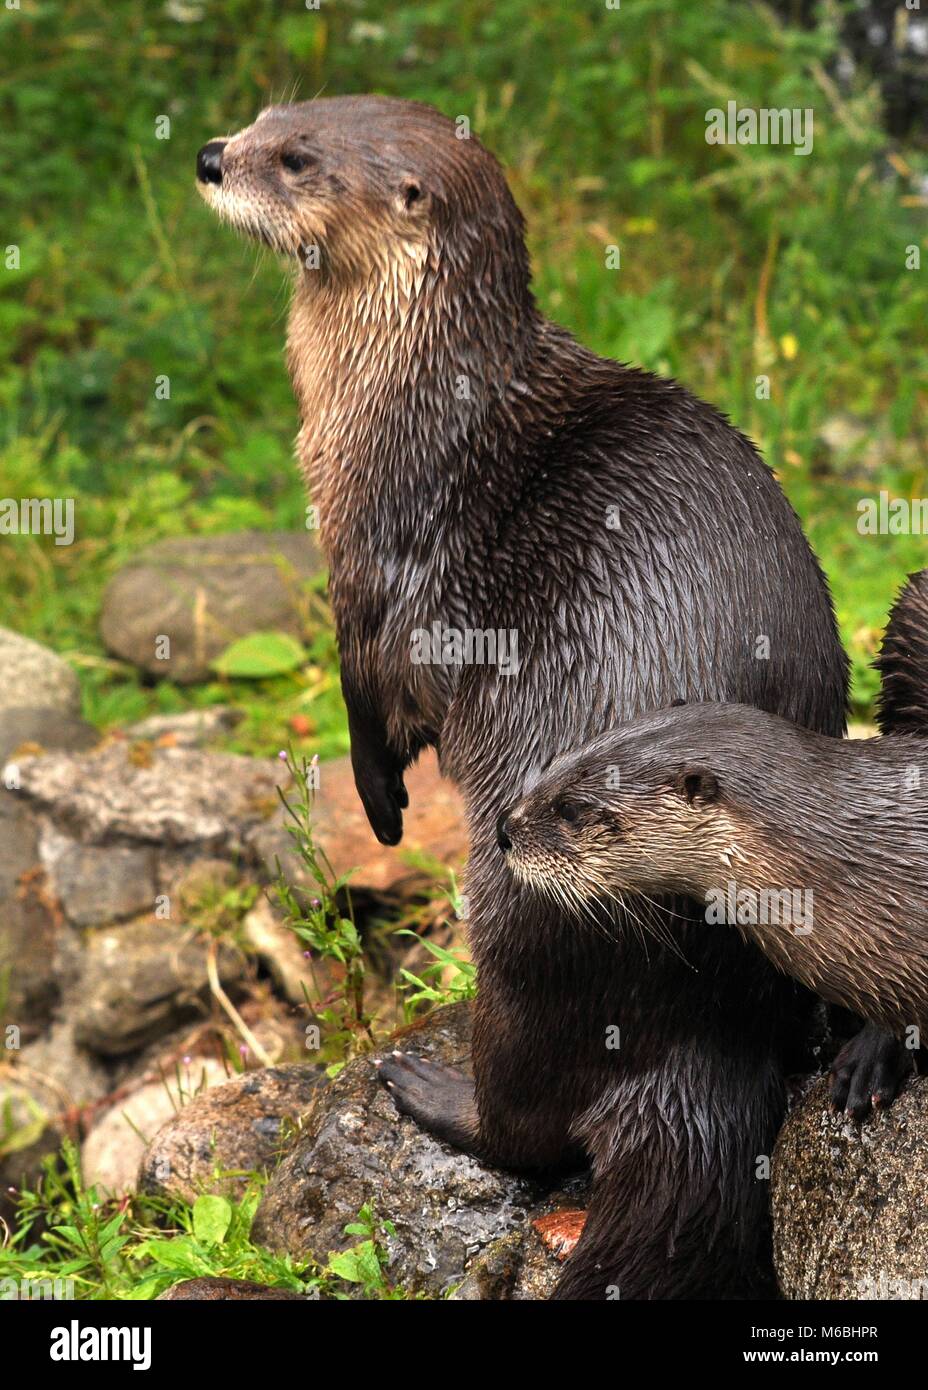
[196, 94, 530, 298]
[498, 704, 752, 912]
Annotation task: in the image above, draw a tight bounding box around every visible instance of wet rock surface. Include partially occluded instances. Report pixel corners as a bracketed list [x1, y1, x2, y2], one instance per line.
[453, 1183, 590, 1300]
[138, 1063, 325, 1204]
[772, 1074, 928, 1299]
[99, 530, 324, 682]
[252, 1004, 546, 1296]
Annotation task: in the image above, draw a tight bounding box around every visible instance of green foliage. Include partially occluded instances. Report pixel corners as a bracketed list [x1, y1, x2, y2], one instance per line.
[273, 749, 374, 1067]
[396, 931, 478, 1018]
[211, 631, 307, 679]
[2, 1, 925, 722]
[0, 1139, 422, 1300]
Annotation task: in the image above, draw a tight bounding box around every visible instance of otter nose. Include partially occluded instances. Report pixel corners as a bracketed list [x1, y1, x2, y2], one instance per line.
[197, 140, 226, 186]
[496, 812, 513, 852]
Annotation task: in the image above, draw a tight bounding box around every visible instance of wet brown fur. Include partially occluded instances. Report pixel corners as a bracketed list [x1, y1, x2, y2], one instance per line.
[199, 95, 861, 1300]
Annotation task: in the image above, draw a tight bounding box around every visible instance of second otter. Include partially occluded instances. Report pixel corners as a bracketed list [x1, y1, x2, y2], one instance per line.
[502, 574, 928, 1040]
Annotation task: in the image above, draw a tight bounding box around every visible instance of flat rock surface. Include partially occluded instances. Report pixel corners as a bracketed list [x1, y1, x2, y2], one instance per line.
[138, 1063, 325, 1204]
[99, 530, 323, 683]
[251, 1004, 544, 1297]
[772, 1074, 928, 1299]
[0, 1020, 111, 1197]
[10, 743, 287, 850]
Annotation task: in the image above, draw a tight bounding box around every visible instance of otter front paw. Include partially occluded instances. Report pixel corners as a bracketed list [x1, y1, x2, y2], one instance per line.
[376, 1052, 479, 1150]
[354, 765, 408, 846]
[830, 1022, 912, 1119]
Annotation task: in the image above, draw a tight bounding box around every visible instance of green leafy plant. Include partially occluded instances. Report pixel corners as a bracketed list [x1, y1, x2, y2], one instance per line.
[211, 631, 308, 680]
[272, 749, 373, 1067]
[0, 1139, 423, 1300]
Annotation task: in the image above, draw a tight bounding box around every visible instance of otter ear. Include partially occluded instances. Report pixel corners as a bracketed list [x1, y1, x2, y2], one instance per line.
[396, 175, 428, 214]
[674, 766, 719, 806]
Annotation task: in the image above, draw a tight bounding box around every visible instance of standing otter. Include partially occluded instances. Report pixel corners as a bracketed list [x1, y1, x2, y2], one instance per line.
[500, 701, 928, 1040]
[198, 95, 860, 1299]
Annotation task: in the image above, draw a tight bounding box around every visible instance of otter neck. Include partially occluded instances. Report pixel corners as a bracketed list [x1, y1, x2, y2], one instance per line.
[287, 259, 542, 562]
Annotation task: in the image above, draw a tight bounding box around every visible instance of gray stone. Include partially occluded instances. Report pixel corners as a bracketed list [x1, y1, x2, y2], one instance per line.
[0, 707, 98, 762]
[0, 803, 61, 1030]
[73, 919, 246, 1056]
[99, 530, 323, 683]
[40, 825, 157, 927]
[11, 743, 286, 851]
[452, 1184, 590, 1300]
[138, 1063, 324, 1204]
[81, 1059, 230, 1197]
[120, 707, 243, 747]
[0, 1020, 111, 1197]
[0, 630, 81, 715]
[242, 896, 314, 1006]
[772, 1074, 928, 1299]
[252, 1005, 544, 1297]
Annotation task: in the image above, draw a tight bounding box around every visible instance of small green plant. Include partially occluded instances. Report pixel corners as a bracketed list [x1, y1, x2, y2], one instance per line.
[323, 1202, 414, 1300]
[273, 749, 373, 1067]
[395, 930, 477, 1020]
[1, 1139, 423, 1300]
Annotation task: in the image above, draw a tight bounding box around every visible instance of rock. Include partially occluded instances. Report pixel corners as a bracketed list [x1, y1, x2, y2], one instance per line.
[138, 1064, 324, 1204]
[11, 743, 287, 851]
[82, 1060, 230, 1196]
[0, 707, 98, 762]
[251, 748, 466, 899]
[0, 803, 62, 1030]
[120, 707, 243, 747]
[252, 1005, 543, 1297]
[40, 825, 157, 927]
[242, 896, 313, 1005]
[99, 531, 323, 683]
[73, 920, 246, 1056]
[452, 1184, 590, 1300]
[772, 1074, 928, 1299]
[0, 1020, 111, 1197]
[157, 1277, 308, 1301]
[0, 630, 81, 715]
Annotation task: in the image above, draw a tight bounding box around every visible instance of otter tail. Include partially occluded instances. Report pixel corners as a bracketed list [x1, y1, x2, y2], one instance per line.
[875, 569, 928, 735]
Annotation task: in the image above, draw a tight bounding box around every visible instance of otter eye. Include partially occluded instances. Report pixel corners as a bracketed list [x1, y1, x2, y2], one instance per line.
[281, 150, 313, 174]
[399, 178, 423, 210]
[553, 796, 581, 824]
